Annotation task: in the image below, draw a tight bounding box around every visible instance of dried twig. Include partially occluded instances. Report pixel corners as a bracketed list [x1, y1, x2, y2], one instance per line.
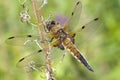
[31, 0, 55, 80]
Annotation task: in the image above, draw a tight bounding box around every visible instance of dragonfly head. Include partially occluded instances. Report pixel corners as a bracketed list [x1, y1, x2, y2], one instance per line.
[45, 20, 57, 32]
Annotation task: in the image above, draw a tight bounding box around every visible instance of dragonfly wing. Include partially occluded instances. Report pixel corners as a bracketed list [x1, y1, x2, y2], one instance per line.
[50, 48, 66, 68]
[16, 50, 46, 72]
[64, 1, 82, 32]
[55, 13, 68, 27]
[75, 18, 103, 46]
[16, 48, 65, 73]
[5, 35, 42, 46]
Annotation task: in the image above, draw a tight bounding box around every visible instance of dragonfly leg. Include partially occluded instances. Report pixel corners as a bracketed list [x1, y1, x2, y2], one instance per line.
[57, 44, 65, 50]
[49, 37, 54, 42]
[50, 39, 65, 50]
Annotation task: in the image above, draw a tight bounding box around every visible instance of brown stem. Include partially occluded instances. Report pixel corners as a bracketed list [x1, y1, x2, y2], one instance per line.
[31, 0, 54, 80]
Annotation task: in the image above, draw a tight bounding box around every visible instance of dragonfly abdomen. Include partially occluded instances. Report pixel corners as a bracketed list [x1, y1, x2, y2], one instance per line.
[63, 38, 94, 72]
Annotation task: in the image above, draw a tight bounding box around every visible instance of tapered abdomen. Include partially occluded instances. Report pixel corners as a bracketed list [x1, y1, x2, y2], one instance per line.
[62, 38, 94, 72]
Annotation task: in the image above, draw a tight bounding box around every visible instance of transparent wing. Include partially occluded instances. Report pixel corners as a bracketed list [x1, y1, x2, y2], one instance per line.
[64, 1, 82, 32]
[6, 35, 63, 72]
[16, 50, 46, 73]
[74, 18, 103, 47]
[16, 48, 65, 73]
[55, 13, 68, 27]
[5, 35, 43, 47]
[50, 48, 66, 67]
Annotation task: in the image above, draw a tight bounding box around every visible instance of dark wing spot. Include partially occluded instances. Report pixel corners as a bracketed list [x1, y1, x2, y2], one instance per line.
[8, 36, 15, 39]
[76, 1, 80, 5]
[94, 18, 99, 21]
[72, 12, 74, 16]
[82, 26, 85, 29]
[18, 57, 25, 62]
[27, 35, 32, 37]
[38, 50, 42, 53]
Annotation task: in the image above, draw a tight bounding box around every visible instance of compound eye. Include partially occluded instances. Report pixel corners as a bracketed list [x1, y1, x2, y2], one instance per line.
[51, 21, 55, 25]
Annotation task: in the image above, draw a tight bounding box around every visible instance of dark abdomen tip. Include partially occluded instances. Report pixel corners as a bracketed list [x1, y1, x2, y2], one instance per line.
[78, 54, 94, 72]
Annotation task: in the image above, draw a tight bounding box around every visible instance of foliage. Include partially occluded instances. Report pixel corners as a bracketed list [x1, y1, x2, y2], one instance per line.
[0, 0, 120, 80]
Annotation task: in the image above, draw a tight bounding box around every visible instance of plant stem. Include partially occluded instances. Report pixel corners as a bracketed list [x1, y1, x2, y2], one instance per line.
[31, 0, 55, 80]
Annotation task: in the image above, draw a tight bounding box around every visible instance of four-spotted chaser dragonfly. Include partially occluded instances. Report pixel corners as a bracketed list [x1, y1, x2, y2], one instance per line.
[6, 1, 101, 72]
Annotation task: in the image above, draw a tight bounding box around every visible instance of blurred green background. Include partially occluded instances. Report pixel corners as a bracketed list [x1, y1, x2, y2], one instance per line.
[0, 0, 120, 80]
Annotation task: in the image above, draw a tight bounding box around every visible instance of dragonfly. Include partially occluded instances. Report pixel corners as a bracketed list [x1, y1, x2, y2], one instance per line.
[6, 1, 101, 72]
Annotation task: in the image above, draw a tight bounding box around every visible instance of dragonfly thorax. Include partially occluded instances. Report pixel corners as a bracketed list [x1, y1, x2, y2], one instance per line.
[57, 29, 68, 41]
